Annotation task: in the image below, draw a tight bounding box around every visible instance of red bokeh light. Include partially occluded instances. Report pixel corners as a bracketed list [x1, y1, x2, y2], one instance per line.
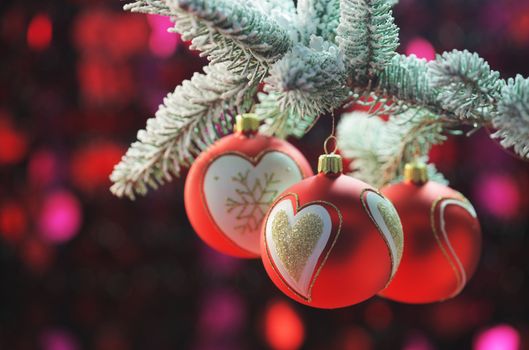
[77, 59, 135, 105]
[27, 14, 52, 51]
[22, 238, 55, 273]
[28, 149, 59, 188]
[334, 326, 373, 350]
[264, 300, 305, 350]
[0, 117, 28, 165]
[364, 299, 393, 330]
[429, 138, 458, 173]
[509, 7, 529, 47]
[70, 141, 124, 192]
[73, 9, 149, 60]
[430, 298, 493, 337]
[0, 200, 27, 243]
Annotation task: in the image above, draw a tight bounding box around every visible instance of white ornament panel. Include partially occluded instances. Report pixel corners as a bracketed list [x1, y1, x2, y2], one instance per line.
[203, 152, 304, 255]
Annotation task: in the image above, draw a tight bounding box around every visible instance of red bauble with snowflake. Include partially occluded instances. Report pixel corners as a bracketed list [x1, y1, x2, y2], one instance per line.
[378, 162, 482, 304]
[184, 114, 313, 259]
[261, 153, 404, 309]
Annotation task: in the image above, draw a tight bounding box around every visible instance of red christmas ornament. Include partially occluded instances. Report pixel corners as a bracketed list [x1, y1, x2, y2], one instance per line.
[378, 162, 482, 304]
[185, 114, 313, 259]
[261, 152, 404, 309]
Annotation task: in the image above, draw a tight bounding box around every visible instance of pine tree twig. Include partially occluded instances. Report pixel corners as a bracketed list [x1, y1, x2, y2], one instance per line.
[173, 0, 293, 82]
[114, 0, 529, 197]
[110, 63, 256, 199]
[265, 36, 349, 118]
[255, 91, 320, 139]
[492, 75, 529, 158]
[337, 109, 447, 187]
[429, 49, 504, 122]
[297, 0, 340, 42]
[125, 0, 294, 83]
[336, 0, 399, 83]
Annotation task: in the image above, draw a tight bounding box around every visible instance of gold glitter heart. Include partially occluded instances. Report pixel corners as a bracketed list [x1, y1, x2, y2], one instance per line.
[271, 210, 324, 282]
[377, 201, 404, 262]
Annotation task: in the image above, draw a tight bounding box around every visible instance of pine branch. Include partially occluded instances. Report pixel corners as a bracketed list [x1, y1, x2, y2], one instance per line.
[379, 110, 446, 186]
[110, 63, 256, 199]
[125, 0, 294, 83]
[376, 54, 437, 107]
[265, 37, 349, 118]
[117, 0, 529, 199]
[364, 53, 504, 125]
[174, 0, 293, 82]
[336, 0, 399, 83]
[255, 91, 319, 139]
[429, 50, 504, 122]
[337, 111, 387, 185]
[337, 109, 447, 187]
[492, 75, 529, 158]
[124, 0, 173, 15]
[297, 0, 340, 42]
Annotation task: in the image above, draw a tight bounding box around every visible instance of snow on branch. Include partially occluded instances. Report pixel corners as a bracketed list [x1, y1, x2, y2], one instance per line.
[125, 0, 294, 83]
[265, 37, 349, 118]
[337, 0, 399, 83]
[255, 91, 318, 139]
[492, 75, 529, 158]
[173, 0, 293, 82]
[110, 63, 256, 199]
[113, 0, 529, 199]
[337, 110, 447, 187]
[297, 0, 340, 42]
[429, 50, 504, 122]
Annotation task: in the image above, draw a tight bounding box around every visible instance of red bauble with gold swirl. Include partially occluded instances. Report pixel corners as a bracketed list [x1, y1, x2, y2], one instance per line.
[261, 153, 404, 309]
[378, 162, 482, 304]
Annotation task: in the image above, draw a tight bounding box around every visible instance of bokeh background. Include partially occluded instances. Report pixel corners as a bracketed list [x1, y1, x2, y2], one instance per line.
[1, 0, 529, 349]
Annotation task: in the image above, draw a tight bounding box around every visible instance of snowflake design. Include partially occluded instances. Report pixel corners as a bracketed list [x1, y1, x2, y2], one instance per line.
[226, 170, 280, 234]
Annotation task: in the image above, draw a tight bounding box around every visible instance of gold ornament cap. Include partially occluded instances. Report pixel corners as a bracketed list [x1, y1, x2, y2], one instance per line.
[234, 113, 260, 134]
[404, 161, 428, 185]
[318, 154, 343, 175]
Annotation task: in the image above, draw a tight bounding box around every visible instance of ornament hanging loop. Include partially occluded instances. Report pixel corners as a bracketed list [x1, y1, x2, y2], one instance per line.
[323, 113, 338, 155]
[324, 135, 338, 155]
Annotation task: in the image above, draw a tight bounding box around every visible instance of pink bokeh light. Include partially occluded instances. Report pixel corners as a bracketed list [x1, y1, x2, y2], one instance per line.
[38, 190, 82, 244]
[28, 149, 59, 188]
[147, 15, 181, 58]
[40, 328, 79, 350]
[405, 37, 436, 61]
[474, 174, 521, 220]
[403, 333, 435, 350]
[474, 324, 520, 350]
[199, 289, 245, 335]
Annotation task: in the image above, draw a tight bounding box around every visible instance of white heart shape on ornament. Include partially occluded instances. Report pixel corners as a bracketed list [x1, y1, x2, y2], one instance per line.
[265, 199, 333, 300]
[203, 151, 304, 255]
[361, 190, 404, 277]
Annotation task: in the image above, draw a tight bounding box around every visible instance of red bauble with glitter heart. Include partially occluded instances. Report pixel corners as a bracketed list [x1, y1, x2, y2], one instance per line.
[378, 162, 482, 304]
[261, 153, 404, 309]
[184, 114, 313, 259]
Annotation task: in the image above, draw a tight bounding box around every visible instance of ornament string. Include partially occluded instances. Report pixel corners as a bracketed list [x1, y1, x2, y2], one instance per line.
[324, 113, 338, 155]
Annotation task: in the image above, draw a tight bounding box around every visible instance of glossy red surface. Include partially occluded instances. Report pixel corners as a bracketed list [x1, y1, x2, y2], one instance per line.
[379, 181, 482, 303]
[185, 131, 313, 258]
[261, 173, 394, 309]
